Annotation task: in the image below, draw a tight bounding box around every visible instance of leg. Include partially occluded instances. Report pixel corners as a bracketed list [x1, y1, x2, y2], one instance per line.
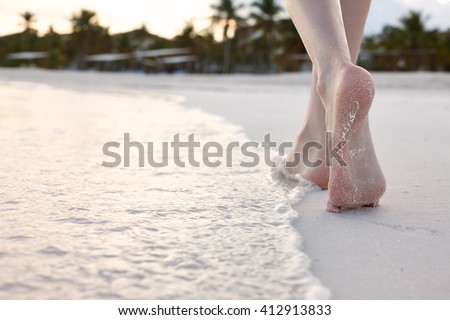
[282, 0, 371, 189]
[285, 0, 386, 211]
[283, 68, 329, 189]
[340, 0, 372, 63]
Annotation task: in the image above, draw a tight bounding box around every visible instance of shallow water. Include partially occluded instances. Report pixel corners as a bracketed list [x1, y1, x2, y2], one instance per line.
[0, 81, 328, 299]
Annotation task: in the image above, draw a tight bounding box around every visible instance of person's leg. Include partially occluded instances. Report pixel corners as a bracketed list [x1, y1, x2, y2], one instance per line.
[283, 68, 329, 189]
[283, 0, 372, 189]
[285, 0, 386, 211]
[340, 0, 371, 62]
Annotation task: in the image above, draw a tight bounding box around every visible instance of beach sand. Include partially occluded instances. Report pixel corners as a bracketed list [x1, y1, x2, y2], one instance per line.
[1, 69, 449, 299]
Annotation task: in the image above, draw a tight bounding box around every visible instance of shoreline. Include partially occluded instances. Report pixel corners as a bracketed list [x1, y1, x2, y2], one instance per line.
[1, 69, 450, 299]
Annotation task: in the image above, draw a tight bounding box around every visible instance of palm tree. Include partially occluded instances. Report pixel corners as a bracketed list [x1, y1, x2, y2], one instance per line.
[20, 11, 36, 31]
[250, 0, 283, 72]
[276, 18, 307, 71]
[174, 22, 195, 47]
[70, 9, 101, 69]
[399, 10, 438, 50]
[381, 10, 438, 52]
[211, 0, 242, 72]
[18, 11, 38, 53]
[44, 26, 65, 69]
[377, 10, 439, 70]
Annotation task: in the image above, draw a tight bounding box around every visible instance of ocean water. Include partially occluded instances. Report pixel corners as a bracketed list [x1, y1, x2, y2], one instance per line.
[0, 81, 329, 299]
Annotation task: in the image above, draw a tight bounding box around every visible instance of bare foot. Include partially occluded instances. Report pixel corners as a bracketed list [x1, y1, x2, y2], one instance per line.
[282, 126, 329, 189]
[317, 64, 386, 212]
[276, 71, 330, 189]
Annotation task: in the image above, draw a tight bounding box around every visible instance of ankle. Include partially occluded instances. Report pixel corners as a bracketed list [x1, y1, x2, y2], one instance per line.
[315, 62, 354, 102]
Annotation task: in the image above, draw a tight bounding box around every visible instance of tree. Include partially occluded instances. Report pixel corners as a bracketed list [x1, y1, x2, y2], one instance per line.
[376, 10, 439, 70]
[276, 18, 307, 71]
[174, 22, 195, 47]
[70, 9, 107, 69]
[132, 24, 153, 50]
[43, 26, 65, 69]
[20, 11, 36, 31]
[398, 10, 437, 50]
[17, 11, 38, 53]
[211, 0, 243, 72]
[250, 0, 283, 72]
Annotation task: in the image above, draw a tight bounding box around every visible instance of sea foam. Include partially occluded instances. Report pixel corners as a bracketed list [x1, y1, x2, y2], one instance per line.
[0, 81, 329, 299]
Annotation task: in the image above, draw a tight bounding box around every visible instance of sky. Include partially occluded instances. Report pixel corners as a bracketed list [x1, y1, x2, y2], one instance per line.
[0, 0, 449, 38]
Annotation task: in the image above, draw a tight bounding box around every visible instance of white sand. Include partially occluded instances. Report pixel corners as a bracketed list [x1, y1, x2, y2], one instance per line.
[1, 69, 449, 299]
